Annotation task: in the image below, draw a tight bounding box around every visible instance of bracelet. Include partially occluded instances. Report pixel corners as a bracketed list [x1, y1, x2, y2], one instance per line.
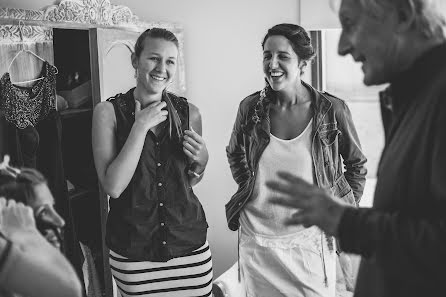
[188, 169, 204, 178]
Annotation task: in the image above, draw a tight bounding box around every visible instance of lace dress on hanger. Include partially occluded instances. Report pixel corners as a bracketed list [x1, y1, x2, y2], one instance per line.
[0, 61, 57, 129]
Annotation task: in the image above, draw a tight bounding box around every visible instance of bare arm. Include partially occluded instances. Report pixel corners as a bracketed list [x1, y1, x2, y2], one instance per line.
[92, 99, 167, 198]
[184, 103, 208, 187]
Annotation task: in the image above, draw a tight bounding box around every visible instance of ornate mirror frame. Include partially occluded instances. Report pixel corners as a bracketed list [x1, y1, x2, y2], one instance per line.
[0, 0, 186, 92]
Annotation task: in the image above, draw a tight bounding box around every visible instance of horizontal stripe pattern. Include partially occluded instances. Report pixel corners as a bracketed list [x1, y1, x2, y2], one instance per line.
[110, 242, 213, 297]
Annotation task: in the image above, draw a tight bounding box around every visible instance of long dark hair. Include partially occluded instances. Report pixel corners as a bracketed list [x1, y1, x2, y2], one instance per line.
[134, 27, 183, 141]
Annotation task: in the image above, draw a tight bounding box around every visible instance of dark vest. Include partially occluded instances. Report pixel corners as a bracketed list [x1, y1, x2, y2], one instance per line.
[105, 88, 208, 261]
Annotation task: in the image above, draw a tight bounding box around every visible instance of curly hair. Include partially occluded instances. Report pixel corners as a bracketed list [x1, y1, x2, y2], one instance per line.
[331, 0, 446, 39]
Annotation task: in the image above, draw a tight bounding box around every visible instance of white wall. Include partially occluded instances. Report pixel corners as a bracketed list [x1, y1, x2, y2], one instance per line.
[300, 0, 340, 29]
[0, 0, 300, 277]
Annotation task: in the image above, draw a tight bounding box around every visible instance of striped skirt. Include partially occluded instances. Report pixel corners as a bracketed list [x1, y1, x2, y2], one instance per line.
[109, 241, 213, 297]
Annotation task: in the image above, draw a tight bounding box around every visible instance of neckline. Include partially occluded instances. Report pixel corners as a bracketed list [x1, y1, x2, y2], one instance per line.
[270, 118, 313, 142]
[3, 61, 48, 93]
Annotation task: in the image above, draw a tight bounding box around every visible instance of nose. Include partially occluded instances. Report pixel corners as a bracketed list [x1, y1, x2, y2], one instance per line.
[337, 31, 351, 56]
[269, 55, 279, 69]
[156, 60, 166, 73]
[47, 210, 65, 228]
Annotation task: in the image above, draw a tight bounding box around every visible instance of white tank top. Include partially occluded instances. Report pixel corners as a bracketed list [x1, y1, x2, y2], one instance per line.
[240, 118, 317, 236]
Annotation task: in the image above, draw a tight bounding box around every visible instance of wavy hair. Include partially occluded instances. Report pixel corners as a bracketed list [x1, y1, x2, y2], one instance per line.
[331, 0, 446, 39]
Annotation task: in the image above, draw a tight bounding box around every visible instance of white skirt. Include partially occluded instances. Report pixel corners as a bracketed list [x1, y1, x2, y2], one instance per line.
[109, 241, 213, 297]
[240, 226, 336, 297]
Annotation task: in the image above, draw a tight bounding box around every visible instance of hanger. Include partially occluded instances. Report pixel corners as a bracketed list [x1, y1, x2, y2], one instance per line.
[0, 155, 21, 178]
[7, 21, 58, 85]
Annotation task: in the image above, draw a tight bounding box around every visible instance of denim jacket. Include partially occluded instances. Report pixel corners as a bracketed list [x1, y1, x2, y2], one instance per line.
[225, 81, 367, 231]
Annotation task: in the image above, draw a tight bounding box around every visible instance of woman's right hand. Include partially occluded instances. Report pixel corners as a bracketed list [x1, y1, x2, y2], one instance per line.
[134, 100, 168, 132]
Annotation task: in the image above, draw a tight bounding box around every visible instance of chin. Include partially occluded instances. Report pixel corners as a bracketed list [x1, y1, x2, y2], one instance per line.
[269, 83, 283, 92]
[145, 84, 164, 94]
[363, 75, 389, 86]
[362, 66, 392, 86]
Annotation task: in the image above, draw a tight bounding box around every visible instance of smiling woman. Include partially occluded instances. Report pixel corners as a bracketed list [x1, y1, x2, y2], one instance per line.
[92, 27, 213, 297]
[225, 23, 367, 297]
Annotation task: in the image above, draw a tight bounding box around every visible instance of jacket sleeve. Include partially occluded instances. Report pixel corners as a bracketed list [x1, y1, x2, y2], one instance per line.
[226, 102, 251, 187]
[337, 100, 367, 203]
[338, 98, 446, 281]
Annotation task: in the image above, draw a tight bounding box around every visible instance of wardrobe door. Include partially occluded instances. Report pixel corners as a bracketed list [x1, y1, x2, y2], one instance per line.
[89, 27, 141, 297]
[90, 28, 139, 103]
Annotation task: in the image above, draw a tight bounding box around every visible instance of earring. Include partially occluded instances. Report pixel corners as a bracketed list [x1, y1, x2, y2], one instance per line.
[134, 69, 138, 79]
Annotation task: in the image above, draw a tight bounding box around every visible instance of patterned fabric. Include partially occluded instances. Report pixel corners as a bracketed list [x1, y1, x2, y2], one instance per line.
[0, 61, 57, 129]
[109, 241, 213, 297]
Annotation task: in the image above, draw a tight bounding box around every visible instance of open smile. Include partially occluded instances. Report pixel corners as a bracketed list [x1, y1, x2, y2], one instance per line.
[150, 74, 167, 81]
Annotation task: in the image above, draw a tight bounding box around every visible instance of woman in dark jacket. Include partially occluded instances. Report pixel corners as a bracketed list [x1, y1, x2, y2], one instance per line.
[226, 23, 367, 297]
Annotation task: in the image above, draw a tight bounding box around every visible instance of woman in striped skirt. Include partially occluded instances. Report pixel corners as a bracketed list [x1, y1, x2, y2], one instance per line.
[93, 28, 212, 296]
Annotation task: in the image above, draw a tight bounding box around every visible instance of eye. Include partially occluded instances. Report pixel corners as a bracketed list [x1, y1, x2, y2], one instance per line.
[36, 207, 48, 219]
[149, 56, 160, 62]
[278, 54, 290, 60]
[341, 17, 354, 33]
[167, 60, 176, 65]
[263, 54, 271, 61]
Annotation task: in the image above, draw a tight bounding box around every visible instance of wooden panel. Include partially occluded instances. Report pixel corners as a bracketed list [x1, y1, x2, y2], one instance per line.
[94, 27, 139, 101]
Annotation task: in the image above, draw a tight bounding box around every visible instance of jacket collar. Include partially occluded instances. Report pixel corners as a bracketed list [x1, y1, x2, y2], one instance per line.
[302, 80, 332, 130]
[254, 81, 332, 137]
[380, 42, 446, 115]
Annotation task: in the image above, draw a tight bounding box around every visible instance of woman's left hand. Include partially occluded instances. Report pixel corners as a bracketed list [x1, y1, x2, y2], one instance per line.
[183, 128, 208, 172]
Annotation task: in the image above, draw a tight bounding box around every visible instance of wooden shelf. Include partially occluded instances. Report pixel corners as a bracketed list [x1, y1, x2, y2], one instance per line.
[68, 188, 96, 200]
[59, 107, 92, 118]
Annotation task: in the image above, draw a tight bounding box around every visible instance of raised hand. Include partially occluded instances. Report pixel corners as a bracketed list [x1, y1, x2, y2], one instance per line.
[183, 127, 209, 173]
[0, 197, 37, 241]
[266, 171, 347, 236]
[134, 100, 168, 132]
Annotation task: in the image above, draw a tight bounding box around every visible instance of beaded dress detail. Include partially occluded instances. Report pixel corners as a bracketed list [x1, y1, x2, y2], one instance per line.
[0, 61, 57, 129]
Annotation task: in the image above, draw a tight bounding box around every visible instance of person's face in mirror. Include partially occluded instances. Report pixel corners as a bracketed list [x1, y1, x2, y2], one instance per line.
[337, 0, 401, 86]
[263, 35, 303, 93]
[30, 183, 65, 249]
[132, 37, 178, 95]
